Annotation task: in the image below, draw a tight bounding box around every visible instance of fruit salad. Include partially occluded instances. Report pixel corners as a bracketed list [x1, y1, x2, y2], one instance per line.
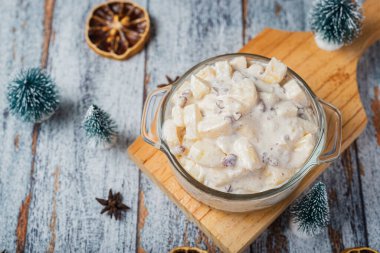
[162, 56, 318, 194]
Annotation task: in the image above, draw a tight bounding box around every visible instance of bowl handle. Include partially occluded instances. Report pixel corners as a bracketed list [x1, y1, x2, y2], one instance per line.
[141, 85, 172, 149]
[317, 99, 342, 163]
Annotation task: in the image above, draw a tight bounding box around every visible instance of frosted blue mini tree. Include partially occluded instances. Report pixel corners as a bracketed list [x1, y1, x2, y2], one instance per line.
[290, 182, 330, 238]
[309, 0, 363, 51]
[83, 104, 118, 148]
[7, 68, 59, 122]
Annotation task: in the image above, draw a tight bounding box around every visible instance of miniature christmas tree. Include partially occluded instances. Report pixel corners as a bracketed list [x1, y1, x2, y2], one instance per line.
[83, 104, 117, 148]
[7, 68, 59, 122]
[309, 0, 363, 51]
[289, 182, 329, 238]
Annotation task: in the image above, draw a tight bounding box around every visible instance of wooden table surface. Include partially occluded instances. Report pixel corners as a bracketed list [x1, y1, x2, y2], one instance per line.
[0, 0, 379, 252]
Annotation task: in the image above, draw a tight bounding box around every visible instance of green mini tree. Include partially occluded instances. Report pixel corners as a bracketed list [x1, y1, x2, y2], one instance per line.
[290, 182, 330, 237]
[7, 68, 59, 122]
[83, 104, 118, 148]
[309, 0, 363, 51]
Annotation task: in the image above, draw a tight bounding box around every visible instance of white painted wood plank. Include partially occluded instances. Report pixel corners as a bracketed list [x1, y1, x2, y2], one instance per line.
[0, 1, 45, 251]
[138, 0, 243, 252]
[244, 0, 311, 44]
[356, 41, 380, 250]
[246, 1, 367, 252]
[0, 0, 376, 252]
[21, 0, 146, 252]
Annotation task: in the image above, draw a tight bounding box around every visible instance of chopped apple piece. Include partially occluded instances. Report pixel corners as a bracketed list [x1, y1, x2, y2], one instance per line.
[188, 140, 225, 167]
[198, 115, 232, 138]
[172, 81, 191, 105]
[283, 79, 309, 107]
[275, 101, 298, 117]
[233, 137, 262, 171]
[190, 75, 210, 99]
[232, 71, 244, 83]
[230, 56, 247, 70]
[261, 57, 287, 84]
[210, 167, 250, 187]
[183, 104, 202, 140]
[198, 93, 219, 116]
[215, 61, 232, 80]
[162, 119, 179, 147]
[264, 165, 293, 189]
[220, 96, 244, 115]
[216, 135, 236, 154]
[294, 133, 315, 151]
[195, 65, 216, 82]
[229, 78, 258, 112]
[172, 106, 184, 127]
[236, 124, 257, 139]
[180, 157, 206, 182]
[245, 63, 264, 78]
[259, 92, 280, 108]
[291, 133, 315, 167]
[298, 118, 318, 134]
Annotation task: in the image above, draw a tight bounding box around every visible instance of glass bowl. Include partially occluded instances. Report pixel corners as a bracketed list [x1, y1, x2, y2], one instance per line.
[141, 53, 342, 212]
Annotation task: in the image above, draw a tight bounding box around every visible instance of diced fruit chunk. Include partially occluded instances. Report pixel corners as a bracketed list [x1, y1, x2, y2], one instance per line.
[190, 75, 210, 99]
[275, 101, 298, 117]
[291, 133, 315, 167]
[172, 85, 193, 108]
[230, 56, 247, 70]
[233, 137, 262, 171]
[229, 78, 258, 111]
[196, 65, 216, 82]
[216, 135, 236, 154]
[261, 57, 287, 84]
[188, 140, 225, 167]
[232, 71, 244, 82]
[260, 92, 280, 108]
[215, 61, 232, 80]
[172, 106, 184, 127]
[283, 79, 309, 106]
[298, 118, 318, 134]
[197, 94, 219, 116]
[220, 96, 244, 115]
[179, 157, 205, 182]
[236, 124, 257, 139]
[162, 119, 179, 146]
[198, 115, 232, 138]
[183, 104, 202, 140]
[245, 63, 264, 78]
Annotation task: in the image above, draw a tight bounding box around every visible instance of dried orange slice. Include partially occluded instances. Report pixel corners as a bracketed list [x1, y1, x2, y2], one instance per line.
[341, 247, 379, 253]
[85, 0, 150, 60]
[169, 246, 208, 253]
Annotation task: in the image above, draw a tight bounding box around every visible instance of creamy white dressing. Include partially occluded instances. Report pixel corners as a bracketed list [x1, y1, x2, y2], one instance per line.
[162, 57, 318, 194]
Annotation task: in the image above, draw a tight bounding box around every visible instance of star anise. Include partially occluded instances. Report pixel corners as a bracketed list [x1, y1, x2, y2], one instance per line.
[157, 75, 180, 88]
[96, 189, 130, 220]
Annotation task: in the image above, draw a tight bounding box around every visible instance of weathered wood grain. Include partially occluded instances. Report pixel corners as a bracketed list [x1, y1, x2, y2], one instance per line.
[138, 1, 242, 252]
[19, 0, 145, 252]
[356, 41, 380, 250]
[245, 1, 368, 253]
[0, 1, 45, 252]
[0, 0, 378, 252]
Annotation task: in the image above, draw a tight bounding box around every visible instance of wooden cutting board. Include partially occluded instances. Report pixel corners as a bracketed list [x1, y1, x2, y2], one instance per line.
[128, 0, 380, 252]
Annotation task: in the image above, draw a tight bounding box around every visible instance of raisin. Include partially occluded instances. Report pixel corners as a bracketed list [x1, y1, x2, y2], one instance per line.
[222, 154, 237, 167]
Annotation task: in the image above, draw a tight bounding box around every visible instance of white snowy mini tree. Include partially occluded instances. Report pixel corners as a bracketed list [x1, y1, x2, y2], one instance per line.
[309, 0, 363, 51]
[83, 104, 118, 148]
[290, 182, 330, 237]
